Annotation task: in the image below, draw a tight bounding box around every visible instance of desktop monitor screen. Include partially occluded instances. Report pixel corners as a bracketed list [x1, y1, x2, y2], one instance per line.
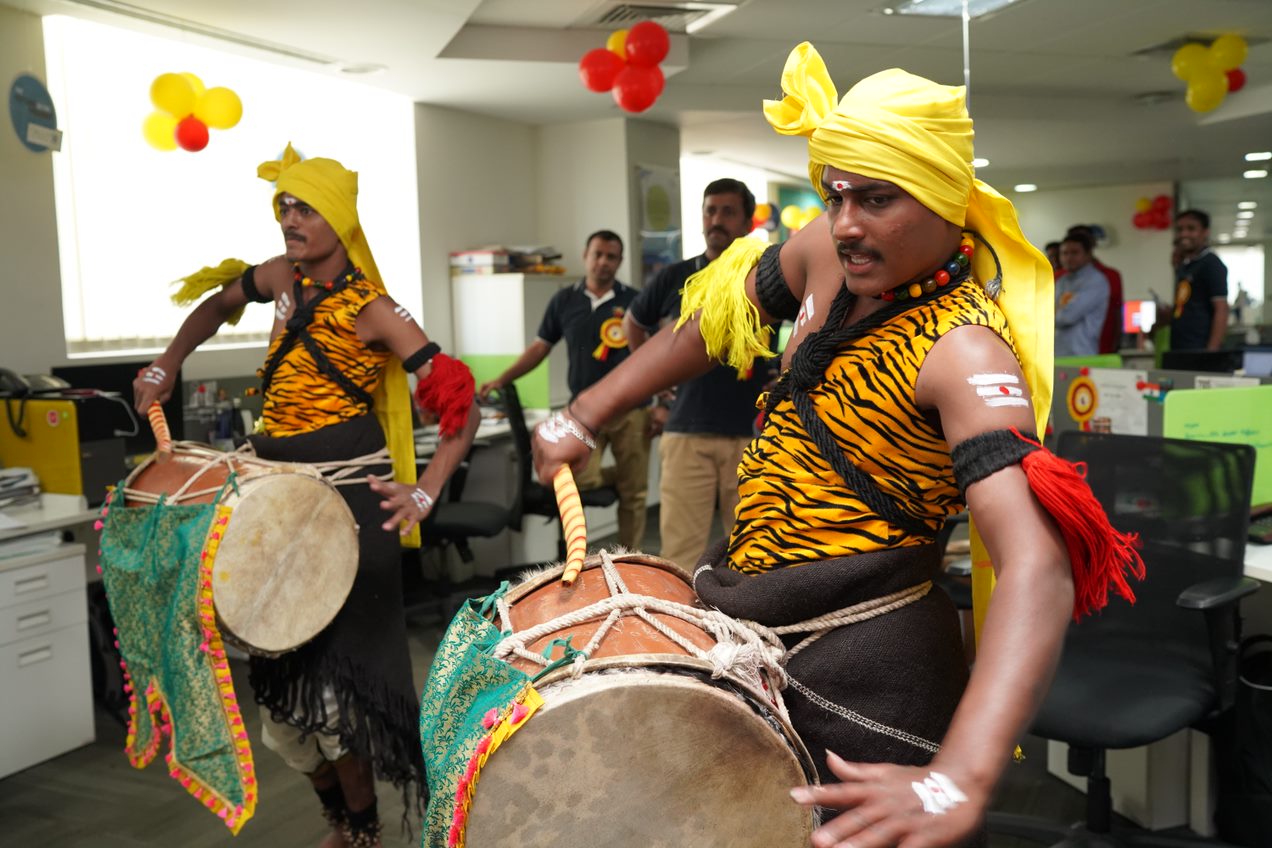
[52, 360, 183, 454]
[1122, 300, 1156, 334]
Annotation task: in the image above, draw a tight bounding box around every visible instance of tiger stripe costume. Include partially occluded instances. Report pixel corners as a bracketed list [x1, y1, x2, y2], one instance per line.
[259, 280, 390, 437]
[728, 281, 1012, 573]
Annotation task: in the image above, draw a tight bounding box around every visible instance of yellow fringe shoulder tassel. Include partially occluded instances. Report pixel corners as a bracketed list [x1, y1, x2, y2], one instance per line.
[674, 237, 776, 375]
[171, 258, 251, 325]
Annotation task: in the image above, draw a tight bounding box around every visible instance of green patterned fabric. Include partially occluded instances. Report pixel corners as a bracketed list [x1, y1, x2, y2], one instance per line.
[99, 496, 252, 825]
[419, 590, 530, 847]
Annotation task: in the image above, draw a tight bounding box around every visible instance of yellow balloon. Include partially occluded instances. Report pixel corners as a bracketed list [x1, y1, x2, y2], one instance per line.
[606, 29, 628, 58]
[801, 207, 822, 228]
[1186, 71, 1228, 113]
[180, 72, 206, 98]
[194, 87, 243, 130]
[1170, 43, 1210, 82]
[1209, 34, 1248, 72]
[1135, 197, 1152, 213]
[780, 204, 802, 230]
[142, 111, 178, 151]
[150, 72, 196, 117]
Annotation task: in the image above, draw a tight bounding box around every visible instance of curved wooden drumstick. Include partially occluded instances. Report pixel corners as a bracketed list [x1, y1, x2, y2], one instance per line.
[147, 402, 173, 459]
[553, 465, 587, 586]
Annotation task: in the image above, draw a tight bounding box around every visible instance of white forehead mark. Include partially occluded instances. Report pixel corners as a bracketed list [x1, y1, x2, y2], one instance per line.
[830, 179, 856, 192]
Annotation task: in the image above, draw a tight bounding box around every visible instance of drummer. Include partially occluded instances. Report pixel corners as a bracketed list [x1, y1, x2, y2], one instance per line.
[533, 45, 1142, 848]
[133, 144, 479, 848]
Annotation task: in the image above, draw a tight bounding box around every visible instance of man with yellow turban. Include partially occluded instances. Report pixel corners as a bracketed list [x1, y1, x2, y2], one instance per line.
[134, 144, 479, 847]
[533, 45, 1142, 847]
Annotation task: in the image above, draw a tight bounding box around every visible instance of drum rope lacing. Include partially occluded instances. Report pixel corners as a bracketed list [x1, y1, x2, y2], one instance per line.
[120, 441, 395, 504]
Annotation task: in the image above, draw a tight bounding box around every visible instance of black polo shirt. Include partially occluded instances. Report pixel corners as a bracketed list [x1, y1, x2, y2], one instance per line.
[1172, 249, 1228, 350]
[537, 280, 638, 398]
[629, 254, 777, 437]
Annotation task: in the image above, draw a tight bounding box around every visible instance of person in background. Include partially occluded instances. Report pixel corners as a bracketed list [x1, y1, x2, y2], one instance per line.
[624, 178, 775, 569]
[479, 231, 650, 549]
[1044, 241, 1061, 272]
[1172, 210, 1229, 351]
[1055, 231, 1111, 357]
[1064, 225, 1123, 354]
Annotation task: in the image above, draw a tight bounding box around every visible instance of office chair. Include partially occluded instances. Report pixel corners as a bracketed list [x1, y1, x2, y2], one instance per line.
[991, 432, 1259, 847]
[501, 383, 618, 559]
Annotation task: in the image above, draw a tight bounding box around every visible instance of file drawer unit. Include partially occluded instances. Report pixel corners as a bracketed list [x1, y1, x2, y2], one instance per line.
[0, 544, 94, 778]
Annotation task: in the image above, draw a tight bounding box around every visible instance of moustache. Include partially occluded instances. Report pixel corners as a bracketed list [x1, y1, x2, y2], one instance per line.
[284, 230, 306, 242]
[836, 241, 880, 260]
[707, 226, 729, 238]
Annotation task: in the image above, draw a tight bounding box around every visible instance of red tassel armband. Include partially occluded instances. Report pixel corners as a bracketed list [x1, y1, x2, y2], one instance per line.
[951, 428, 1145, 620]
[413, 353, 475, 437]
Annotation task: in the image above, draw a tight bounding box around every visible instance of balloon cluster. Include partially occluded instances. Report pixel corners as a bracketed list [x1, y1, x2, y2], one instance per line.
[578, 21, 670, 114]
[1133, 194, 1172, 230]
[144, 72, 242, 152]
[780, 204, 823, 233]
[1171, 34, 1249, 114]
[751, 203, 775, 232]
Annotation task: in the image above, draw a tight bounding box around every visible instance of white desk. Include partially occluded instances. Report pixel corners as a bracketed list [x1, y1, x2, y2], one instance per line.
[1244, 542, 1272, 583]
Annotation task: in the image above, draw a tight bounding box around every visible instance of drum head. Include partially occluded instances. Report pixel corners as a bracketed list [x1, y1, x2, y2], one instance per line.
[465, 671, 814, 847]
[212, 475, 358, 655]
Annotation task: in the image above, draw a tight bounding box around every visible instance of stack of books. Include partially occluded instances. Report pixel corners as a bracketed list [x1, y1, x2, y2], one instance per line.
[449, 246, 565, 275]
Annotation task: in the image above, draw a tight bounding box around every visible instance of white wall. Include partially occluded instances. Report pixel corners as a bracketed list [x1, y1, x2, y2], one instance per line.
[1, 6, 67, 376]
[624, 119, 681, 284]
[1012, 181, 1177, 301]
[678, 155, 777, 260]
[414, 104, 540, 352]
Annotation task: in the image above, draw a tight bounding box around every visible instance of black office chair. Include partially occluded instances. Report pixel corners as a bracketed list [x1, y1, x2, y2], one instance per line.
[501, 383, 618, 560]
[991, 432, 1260, 847]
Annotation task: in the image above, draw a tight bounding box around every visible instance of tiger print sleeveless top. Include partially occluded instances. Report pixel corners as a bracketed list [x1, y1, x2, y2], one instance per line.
[727, 282, 1015, 574]
[259, 282, 390, 437]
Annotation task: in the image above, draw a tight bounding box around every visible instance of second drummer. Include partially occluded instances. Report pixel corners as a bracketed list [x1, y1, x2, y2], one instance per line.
[133, 144, 479, 848]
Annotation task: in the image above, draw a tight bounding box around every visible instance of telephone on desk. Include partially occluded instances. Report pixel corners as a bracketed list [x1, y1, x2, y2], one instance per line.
[1252, 504, 1272, 546]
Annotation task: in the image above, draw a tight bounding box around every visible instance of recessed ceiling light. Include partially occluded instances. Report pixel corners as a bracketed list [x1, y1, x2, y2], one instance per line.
[1238, 201, 1258, 210]
[1244, 170, 1269, 179]
[1218, 234, 1232, 243]
[972, 158, 990, 168]
[1246, 151, 1272, 162]
[1237, 211, 1255, 219]
[338, 62, 386, 75]
[1014, 183, 1038, 193]
[882, 0, 1031, 18]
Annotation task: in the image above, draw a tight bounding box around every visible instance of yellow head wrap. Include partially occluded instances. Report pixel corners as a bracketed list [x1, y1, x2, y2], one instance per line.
[764, 42, 1053, 435]
[256, 144, 419, 547]
[766, 44, 1057, 642]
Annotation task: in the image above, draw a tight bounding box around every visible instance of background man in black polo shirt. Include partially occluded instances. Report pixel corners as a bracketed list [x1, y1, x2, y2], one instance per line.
[624, 178, 775, 569]
[479, 230, 650, 549]
[1171, 209, 1229, 351]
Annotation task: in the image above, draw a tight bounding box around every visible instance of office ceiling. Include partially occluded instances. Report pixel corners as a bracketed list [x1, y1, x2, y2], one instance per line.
[7, 0, 1272, 239]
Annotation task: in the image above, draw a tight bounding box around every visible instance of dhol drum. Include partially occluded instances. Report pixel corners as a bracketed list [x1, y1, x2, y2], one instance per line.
[122, 442, 358, 656]
[445, 551, 816, 848]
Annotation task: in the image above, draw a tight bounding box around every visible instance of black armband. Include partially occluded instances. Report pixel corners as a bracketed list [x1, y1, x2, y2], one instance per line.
[755, 243, 801, 322]
[403, 342, 441, 373]
[951, 429, 1041, 494]
[239, 265, 270, 303]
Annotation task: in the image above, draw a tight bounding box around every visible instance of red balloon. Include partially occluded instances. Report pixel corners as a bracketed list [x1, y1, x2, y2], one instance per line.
[624, 21, 670, 67]
[612, 64, 664, 113]
[1151, 194, 1172, 213]
[175, 115, 209, 152]
[1154, 213, 1172, 230]
[578, 48, 625, 93]
[1226, 67, 1247, 93]
[1133, 211, 1151, 229]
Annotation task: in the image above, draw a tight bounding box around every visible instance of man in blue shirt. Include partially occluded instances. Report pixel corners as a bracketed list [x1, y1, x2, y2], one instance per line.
[624, 179, 775, 569]
[1054, 232, 1110, 357]
[1172, 210, 1229, 350]
[479, 231, 650, 549]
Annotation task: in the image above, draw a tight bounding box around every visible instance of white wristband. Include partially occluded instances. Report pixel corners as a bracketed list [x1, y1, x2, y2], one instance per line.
[536, 411, 597, 451]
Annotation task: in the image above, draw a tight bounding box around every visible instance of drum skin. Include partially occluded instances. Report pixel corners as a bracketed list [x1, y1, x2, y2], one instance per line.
[464, 553, 815, 847]
[123, 445, 358, 655]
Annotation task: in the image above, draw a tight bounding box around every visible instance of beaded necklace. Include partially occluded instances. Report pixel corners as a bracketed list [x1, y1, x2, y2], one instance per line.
[876, 234, 975, 302]
[293, 262, 363, 292]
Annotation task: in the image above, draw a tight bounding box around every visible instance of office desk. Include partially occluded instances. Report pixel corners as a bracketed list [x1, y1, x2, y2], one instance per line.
[1244, 542, 1272, 583]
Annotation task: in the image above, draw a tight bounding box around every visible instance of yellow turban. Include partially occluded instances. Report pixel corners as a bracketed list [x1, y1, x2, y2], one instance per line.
[766, 44, 1056, 642]
[257, 144, 419, 547]
[764, 43, 1053, 436]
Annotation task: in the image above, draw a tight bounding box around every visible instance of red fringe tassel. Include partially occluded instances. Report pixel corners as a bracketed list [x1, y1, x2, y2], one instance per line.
[1013, 428, 1146, 620]
[414, 354, 475, 437]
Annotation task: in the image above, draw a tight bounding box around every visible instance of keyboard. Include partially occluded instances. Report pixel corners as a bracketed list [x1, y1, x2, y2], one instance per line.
[1252, 512, 1272, 546]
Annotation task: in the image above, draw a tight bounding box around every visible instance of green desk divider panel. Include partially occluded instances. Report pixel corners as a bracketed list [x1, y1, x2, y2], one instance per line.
[1055, 353, 1124, 369]
[1164, 385, 1272, 505]
[461, 354, 551, 409]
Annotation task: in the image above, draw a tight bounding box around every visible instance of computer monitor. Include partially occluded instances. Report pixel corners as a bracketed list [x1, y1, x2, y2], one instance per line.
[1160, 350, 1244, 374]
[1243, 349, 1272, 378]
[1122, 300, 1156, 334]
[52, 360, 183, 454]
